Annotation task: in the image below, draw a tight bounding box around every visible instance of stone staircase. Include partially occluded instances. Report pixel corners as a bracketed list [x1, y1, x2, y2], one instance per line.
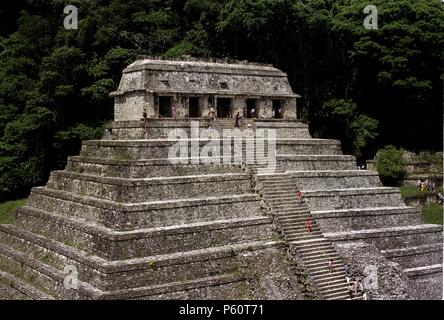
[217, 118, 443, 299]
[213, 120, 359, 300]
[255, 174, 361, 300]
[259, 125, 441, 299]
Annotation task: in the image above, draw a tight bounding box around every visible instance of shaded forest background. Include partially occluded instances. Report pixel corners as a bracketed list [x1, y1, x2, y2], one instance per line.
[0, 0, 443, 201]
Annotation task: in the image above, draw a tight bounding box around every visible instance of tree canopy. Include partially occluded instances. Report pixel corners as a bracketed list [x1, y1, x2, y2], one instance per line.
[0, 0, 443, 200]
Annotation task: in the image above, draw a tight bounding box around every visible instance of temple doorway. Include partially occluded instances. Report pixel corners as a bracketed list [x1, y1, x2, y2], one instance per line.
[189, 97, 200, 117]
[246, 99, 258, 118]
[159, 96, 173, 118]
[216, 98, 232, 118]
[272, 100, 283, 119]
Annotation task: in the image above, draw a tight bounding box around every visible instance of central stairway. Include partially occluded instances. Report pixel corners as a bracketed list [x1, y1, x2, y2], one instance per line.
[255, 174, 357, 300]
[215, 118, 360, 300]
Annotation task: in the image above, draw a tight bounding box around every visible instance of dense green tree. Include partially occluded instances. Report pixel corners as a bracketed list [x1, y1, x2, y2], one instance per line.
[375, 145, 407, 186]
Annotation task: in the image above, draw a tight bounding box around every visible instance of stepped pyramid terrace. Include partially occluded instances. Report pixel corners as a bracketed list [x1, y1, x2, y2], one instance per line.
[0, 56, 441, 300]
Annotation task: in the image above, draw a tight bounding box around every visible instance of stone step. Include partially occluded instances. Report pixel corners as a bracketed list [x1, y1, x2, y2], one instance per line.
[269, 201, 308, 207]
[312, 273, 347, 283]
[0, 270, 54, 300]
[0, 242, 95, 299]
[261, 186, 295, 192]
[279, 217, 320, 224]
[281, 223, 321, 232]
[253, 119, 307, 127]
[254, 121, 311, 139]
[270, 204, 307, 211]
[277, 214, 319, 221]
[326, 294, 363, 300]
[298, 250, 340, 260]
[286, 170, 382, 190]
[382, 243, 443, 269]
[0, 223, 280, 292]
[261, 188, 296, 195]
[110, 119, 211, 140]
[257, 174, 291, 180]
[274, 208, 310, 214]
[316, 278, 349, 289]
[283, 229, 323, 238]
[304, 259, 345, 275]
[285, 233, 321, 242]
[264, 190, 304, 196]
[277, 155, 357, 171]
[403, 264, 443, 299]
[304, 247, 341, 260]
[312, 206, 424, 232]
[0, 240, 248, 299]
[318, 285, 349, 297]
[281, 225, 321, 233]
[296, 243, 335, 255]
[276, 218, 312, 225]
[266, 198, 301, 205]
[66, 156, 245, 178]
[303, 187, 406, 210]
[13, 206, 273, 260]
[275, 213, 310, 220]
[27, 187, 262, 231]
[46, 171, 252, 203]
[306, 261, 343, 273]
[293, 238, 332, 249]
[308, 262, 344, 274]
[404, 264, 443, 277]
[264, 189, 296, 195]
[311, 270, 345, 279]
[260, 181, 294, 187]
[289, 237, 329, 245]
[296, 246, 336, 258]
[79, 138, 343, 160]
[323, 290, 356, 300]
[325, 225, 443, 250]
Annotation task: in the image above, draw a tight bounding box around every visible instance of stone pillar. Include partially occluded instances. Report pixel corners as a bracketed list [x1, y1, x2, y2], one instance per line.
[114, 92, 155, 121]
[176, 94, 188, 119]
[259, 99, 272, 118]
[232, 97, 245, 118]
[145, 94, 157, 118]
[283, 97, 297, 119]
[201, 95, 210, 117]
[198, 96, 204, 117]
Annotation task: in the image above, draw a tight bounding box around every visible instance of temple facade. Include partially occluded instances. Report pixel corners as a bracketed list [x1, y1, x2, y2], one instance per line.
[111, 56, 300, 121]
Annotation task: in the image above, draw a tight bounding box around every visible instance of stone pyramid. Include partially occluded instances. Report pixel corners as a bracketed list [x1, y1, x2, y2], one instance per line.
[0, 57, 441, 300]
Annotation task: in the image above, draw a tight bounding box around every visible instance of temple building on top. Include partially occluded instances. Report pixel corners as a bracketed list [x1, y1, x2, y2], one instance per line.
[111, 56, 301, 121]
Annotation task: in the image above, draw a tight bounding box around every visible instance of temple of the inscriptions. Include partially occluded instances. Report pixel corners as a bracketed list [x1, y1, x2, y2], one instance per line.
[0, 56, 441, 300]
[111, 56, 300, 121]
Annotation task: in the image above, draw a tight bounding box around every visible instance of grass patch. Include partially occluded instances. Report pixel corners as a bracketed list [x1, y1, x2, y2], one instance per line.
[400, 186, 422, 198]
[421, 204, 443, 225]
[400, 185, 442, 198]
[0, 199, 26, 224]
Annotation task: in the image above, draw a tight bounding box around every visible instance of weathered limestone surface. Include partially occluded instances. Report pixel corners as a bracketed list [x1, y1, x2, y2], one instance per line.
[0, 127, 315, 299]
[335, 242, 414, 300]
[0, 58, 441, 300]
[111, 57, 300, 121]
